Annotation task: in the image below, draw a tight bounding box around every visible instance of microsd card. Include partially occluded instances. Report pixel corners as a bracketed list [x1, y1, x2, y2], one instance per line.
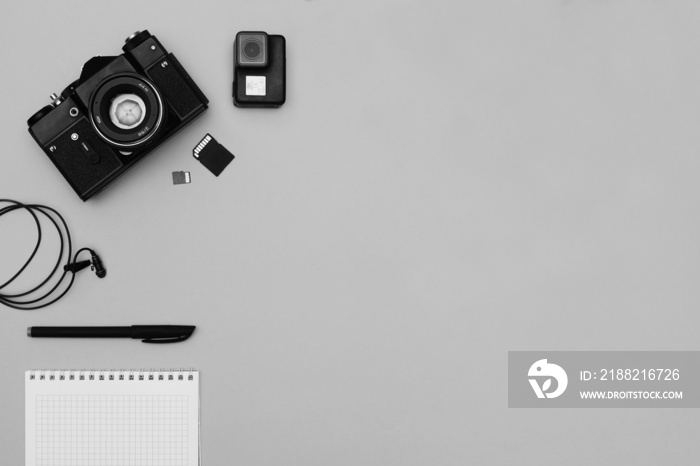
[193, 134, 235, 176]
[172, 171, 191, 185]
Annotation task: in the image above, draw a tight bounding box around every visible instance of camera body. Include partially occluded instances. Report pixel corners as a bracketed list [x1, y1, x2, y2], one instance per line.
[27, 30, 208, 201]
[233, 31, 286, 108]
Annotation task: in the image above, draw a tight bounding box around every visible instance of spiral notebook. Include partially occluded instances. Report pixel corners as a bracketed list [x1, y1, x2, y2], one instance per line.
[25, 369, 200, 466]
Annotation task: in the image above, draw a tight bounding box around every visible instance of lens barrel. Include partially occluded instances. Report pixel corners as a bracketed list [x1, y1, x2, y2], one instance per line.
[89, 74, 164, 148]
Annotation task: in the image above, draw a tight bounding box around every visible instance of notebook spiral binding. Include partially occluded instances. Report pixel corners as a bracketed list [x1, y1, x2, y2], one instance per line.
[28, 369, 197, 381]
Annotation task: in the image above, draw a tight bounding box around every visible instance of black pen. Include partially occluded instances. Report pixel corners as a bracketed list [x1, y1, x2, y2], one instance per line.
[27, 325, 196, 343]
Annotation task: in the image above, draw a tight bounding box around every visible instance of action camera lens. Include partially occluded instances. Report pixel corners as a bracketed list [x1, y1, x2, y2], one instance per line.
[109, 94, 145, 129]
[243, 40, 262, 60]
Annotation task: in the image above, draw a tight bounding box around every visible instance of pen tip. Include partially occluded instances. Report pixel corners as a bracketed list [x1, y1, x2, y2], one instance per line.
[27, 327, 31, 337]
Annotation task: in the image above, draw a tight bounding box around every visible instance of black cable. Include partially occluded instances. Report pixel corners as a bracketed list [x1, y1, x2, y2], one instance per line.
[0, 200, 105, 310]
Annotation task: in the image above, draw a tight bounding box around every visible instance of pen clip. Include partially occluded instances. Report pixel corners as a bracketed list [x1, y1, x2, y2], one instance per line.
[141, 334, 192, 344]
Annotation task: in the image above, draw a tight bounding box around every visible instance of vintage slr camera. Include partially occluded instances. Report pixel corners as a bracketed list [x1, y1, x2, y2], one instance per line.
[233, 31, 286, 108]
[27, 30, 208, 201]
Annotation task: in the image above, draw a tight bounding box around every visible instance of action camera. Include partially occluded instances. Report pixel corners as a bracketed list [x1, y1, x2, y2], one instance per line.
[233, 31, 286, 108]
[27, 30, 208, 201]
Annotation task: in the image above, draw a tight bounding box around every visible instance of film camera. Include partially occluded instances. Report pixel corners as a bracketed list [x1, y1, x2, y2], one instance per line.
[233, 31, 286, 108]
[27, 30, 208, 201]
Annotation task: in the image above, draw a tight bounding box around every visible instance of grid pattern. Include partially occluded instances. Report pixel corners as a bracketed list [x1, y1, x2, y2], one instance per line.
[35, 395, 189, 466]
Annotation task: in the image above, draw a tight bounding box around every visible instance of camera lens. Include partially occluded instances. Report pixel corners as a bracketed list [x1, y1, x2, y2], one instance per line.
[243, 40, 262, 60]
[109, 94, 145, 129]
[237, 33, 268, 66]
[89, 74, 164, 149]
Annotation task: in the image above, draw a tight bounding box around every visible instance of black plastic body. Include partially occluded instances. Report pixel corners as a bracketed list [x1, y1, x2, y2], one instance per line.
[29, 325, 196, 343]
[233, 32, 286, 108]
[27, 31, 209, 201]
[91, 251, 106, 278]
[30, 326, 132, 338]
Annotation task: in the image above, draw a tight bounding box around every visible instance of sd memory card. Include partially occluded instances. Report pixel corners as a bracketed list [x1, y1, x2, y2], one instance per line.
[193, 134, 235, 176]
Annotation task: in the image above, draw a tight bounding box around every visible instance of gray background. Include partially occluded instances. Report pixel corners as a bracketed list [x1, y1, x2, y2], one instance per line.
[1, 0, 699, 464]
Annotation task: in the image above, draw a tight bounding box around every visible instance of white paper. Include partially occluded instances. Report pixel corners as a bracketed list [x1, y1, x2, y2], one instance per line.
[25, 370, 200, 466]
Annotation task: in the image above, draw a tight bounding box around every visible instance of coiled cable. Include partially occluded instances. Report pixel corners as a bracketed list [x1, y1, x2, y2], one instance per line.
[0, 199, 105, 310]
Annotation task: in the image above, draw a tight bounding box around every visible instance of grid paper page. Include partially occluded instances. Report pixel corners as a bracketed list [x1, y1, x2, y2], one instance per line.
[25, 370, 199, 466]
